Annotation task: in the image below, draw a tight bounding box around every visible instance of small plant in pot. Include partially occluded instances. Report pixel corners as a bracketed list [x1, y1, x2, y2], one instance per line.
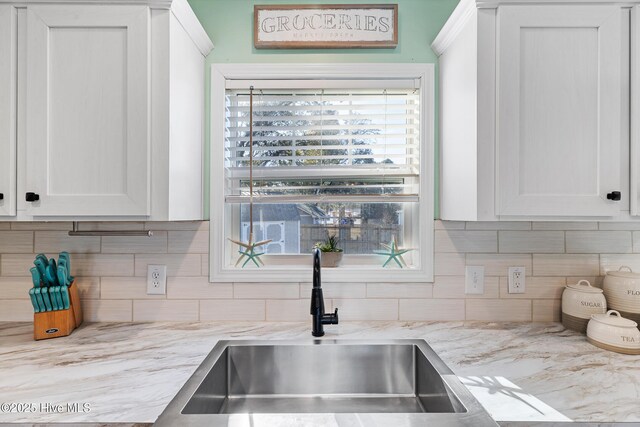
[314, 235, 343, 268]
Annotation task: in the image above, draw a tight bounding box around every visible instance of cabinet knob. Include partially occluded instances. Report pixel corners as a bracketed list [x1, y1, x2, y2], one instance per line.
[0, 193, 3, 200]
[25, 192, 40, 202]
[607, 191, 621, 201]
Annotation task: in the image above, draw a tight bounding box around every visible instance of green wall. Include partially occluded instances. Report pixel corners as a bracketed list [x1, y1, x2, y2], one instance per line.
[187, 0, 461, 219]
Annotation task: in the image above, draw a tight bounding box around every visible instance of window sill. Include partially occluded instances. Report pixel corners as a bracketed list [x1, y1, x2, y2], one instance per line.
[209, 265, 433, 283]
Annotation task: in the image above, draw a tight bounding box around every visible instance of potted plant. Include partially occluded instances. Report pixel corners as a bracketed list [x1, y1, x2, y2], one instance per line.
[314, 235, 344, 268]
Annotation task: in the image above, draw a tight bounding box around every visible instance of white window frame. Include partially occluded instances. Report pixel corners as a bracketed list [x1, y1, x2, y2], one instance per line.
[209, 63, 434, 283]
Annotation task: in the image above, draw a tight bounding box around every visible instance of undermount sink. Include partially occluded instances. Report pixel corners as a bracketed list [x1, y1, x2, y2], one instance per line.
[155, 340, 497, 427]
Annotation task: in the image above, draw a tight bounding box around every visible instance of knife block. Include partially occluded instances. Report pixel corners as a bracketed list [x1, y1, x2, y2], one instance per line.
[33, 281, 83, 341]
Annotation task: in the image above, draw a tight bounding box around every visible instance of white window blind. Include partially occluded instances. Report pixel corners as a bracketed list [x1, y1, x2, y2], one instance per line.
[224, 86, 420, 204]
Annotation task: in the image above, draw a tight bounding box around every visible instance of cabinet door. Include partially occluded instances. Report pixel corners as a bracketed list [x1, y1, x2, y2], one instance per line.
[0, 6, 16, 217]
[497, 6, 626, 217]
[25, 6, 150, 216]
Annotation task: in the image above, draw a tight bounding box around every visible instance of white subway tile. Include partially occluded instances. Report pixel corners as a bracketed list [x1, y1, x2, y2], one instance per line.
[11, 222, 71, 231]
[632, 231, 640, 253]
[566, 231, 632, 254]
[101, 277, 166, 300]
[533, 254, 599, 276]
[499, 276, 566, 299]
[200, 299, 265, 321]
[399, 299, 464, 321]
[332, 299, 398, 321]
[234, 283, 299, 299]
[466, 221, 531, 230]
[366, 283, 433, 298]
[0, 231, 33, 253]
[134, 254, 201, 277]
[35, 231, 99, 254]
[466, 299, 532, 321]
[434, 253, 466, 276]
[77, 222, 145, 231]
[1, 254, 134, 277]
[435, 230, 497, 253]
[434, 220, 465, 230]
[133, 300, 198, 321]
[466, 254, 532, 276]
[83, 300, 132, 322]
[168, 230, 210, 253]
[201, 254, 209, 276]
[598, 222, 640, 230]
[533, 300, 561, 322]
[432, 276, 499, 299]
[145, 221, 208, 231]
[300, 282, 366, 299]
[167, 277, 232, 299]
[74, 277, 100, 299]
[0, 299, 33, 321]
[0, 277, 31, 299]
[102, 232, 167, 254]
[599, 254, 640, 275]
[532, 221, 597, 231]
[266, 299, 311, 321]
[498, 231, 564, 253]
[531, 221, 598, 231]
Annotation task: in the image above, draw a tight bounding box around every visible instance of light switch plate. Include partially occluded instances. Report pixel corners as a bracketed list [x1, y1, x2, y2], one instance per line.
[508, 266, 525, 294]
[465, 266, 485, 294]
[147, 265, 167, 295]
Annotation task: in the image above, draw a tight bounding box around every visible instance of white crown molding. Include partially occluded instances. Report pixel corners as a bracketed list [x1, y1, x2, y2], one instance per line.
[0, 0, 173, 6]
[477, 0, 640, 5]
[170, 0, 213, 56]
[0, 0, 214, 56]
[431, 0, 476, 56]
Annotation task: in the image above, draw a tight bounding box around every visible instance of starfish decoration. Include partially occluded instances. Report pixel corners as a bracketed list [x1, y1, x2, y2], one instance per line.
[373, 236, 413, 268]
[228, 235, 272, 268]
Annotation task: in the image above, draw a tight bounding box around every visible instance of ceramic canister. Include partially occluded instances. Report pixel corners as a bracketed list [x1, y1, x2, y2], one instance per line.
[587, 310, 640, 355]
[561, 280, 606, 333]
[603, 266, 640, 326]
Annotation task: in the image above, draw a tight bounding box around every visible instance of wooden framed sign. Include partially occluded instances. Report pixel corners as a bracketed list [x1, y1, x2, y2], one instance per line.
[254, 4, 398, 49]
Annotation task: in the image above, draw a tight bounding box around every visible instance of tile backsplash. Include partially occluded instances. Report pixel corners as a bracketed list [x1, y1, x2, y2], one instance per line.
[0, 219, 638, 322]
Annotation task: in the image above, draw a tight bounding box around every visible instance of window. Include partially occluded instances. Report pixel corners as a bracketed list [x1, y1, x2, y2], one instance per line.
[210, 64, 434, 283]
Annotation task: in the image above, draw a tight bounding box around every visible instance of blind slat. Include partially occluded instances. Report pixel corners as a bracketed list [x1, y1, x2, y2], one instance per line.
[225, 87, 420, 203]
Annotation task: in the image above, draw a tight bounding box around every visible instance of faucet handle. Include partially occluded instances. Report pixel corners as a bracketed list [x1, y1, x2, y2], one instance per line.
[322, 308, 339, 325]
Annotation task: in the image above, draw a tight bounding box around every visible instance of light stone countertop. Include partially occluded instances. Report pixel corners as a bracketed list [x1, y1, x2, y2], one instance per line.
[0, 321, 638, 425]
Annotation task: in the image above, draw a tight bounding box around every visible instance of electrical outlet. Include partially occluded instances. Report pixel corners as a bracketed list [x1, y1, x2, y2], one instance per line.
[508, 267, 525, 294]
[147, 265, 167, 295]
[465, 266, 485, 294]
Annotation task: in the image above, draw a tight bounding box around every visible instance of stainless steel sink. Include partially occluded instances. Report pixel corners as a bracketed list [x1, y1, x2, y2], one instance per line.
[155, 340, 497, 426]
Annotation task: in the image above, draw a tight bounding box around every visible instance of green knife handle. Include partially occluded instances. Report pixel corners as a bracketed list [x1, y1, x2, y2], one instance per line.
[29, 288, 40, 313]
[60, 285, 70, 310]
[40, 287, 53, 311]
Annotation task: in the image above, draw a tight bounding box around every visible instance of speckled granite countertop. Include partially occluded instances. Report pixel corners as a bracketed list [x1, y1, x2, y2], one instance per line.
[0, 321, 638, 425]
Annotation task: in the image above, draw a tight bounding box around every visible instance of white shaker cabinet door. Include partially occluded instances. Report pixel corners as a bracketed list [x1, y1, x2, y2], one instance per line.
[0, 6, 16, 217]
[497, 6, 626, 217]
[25, 5, 150, 216]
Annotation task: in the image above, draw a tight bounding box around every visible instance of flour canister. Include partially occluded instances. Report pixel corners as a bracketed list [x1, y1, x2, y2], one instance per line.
[561, 280, 606, 333]
[603, 266, 640, 327]
[587, 310, 640, 355]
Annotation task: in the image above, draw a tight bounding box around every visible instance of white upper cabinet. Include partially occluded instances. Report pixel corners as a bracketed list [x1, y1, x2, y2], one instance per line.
[434, 0, 631, 221]
[0, 0, 213, 221]
[25, 5, 150, 216]
[497, 5, 626, 217]
[0, 5, 16, 217]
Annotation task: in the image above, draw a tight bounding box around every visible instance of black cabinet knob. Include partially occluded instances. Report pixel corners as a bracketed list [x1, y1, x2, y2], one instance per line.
[0, 193, 3, 200]
[25, 192, 40, 202]
[607, 191, 621, 201]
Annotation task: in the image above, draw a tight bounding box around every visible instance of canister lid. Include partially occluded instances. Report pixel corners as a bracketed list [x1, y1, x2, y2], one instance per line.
[566, 280, 603, 294]
[606, 266, 640, 279]
[590, 310, 638, 328]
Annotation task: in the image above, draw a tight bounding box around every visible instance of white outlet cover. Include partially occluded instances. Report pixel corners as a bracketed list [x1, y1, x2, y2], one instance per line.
[147, 265, 167, 295]
[508, 266, 526, 294]
[465, 266, 485, 295]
